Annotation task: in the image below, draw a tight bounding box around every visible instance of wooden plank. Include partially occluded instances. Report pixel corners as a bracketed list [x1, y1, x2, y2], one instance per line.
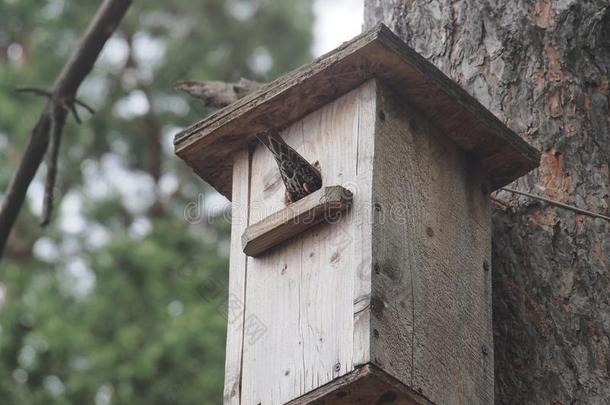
[370, 83, 494, 404]
[286, 364, 434, 405]
[351, 80, 377, 368]
[369, 84, 417, 388]
[174, 23, 539, 199]
[223, 149, 250, 404]
[241, 186, 352, 257]
[239, 82, 376, 404]
[240, 122, 304, 404]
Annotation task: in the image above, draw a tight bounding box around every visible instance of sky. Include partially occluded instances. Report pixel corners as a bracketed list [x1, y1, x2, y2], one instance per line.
[313, 0, 364, 56]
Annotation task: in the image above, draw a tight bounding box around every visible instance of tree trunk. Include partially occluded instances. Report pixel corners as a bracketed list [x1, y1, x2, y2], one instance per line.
[364, 1, 610, 404]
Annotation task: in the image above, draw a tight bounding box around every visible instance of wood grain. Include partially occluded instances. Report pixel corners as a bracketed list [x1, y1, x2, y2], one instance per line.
[241, 186, 352, 257]
[221, 76, 521, 403]
[174, 23, 539, 199]
[350, 80, 377, 370]
[223, 149, 251, 404]
[370, 83, 494, 404]
[286, 364, 434, 405]
[224, 79, 498, 404]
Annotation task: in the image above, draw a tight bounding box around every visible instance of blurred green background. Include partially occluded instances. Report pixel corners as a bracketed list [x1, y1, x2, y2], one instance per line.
[0, 0, 315, 403]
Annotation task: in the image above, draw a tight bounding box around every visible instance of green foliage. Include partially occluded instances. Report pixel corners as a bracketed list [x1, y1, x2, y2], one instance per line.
[0, 1, 314, 403]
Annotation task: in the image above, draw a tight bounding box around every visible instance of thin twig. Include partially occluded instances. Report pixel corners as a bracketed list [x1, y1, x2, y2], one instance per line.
[14, 86, 53, 98]
[69, 103, 82, 124]
[40, 102, 67, 226]
[16, 86, 95, 124]
[501, 187, 610, 222]
[73, 98, 95, 114]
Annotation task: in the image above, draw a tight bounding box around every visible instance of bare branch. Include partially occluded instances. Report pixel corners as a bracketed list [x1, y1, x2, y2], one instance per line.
[0, 0, 132, 261]
[16, 86, 95, 124]
[40, 102, 68, 226]
[14, 86, 53, 98]
[73, 98, 95, 115]
[69, 103, 82, 124]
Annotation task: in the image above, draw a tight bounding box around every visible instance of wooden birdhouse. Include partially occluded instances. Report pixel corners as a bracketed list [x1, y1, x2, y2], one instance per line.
[175, 24, 539, 405]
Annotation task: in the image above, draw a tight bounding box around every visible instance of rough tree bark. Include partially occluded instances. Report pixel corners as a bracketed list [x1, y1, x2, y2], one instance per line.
[364, 1, 609, 404]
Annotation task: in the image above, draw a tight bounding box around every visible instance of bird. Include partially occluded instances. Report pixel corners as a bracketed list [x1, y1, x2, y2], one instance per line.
[174, 78, 263, 109]
[175, 77, 321, 203]
[256, 129, 322, 203]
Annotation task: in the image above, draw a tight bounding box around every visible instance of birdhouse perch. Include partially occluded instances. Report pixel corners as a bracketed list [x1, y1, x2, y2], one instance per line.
[175, 24, 539, 405]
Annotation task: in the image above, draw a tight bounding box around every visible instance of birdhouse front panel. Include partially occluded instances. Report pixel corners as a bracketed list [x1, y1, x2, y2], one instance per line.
[233, 80, 378, 405]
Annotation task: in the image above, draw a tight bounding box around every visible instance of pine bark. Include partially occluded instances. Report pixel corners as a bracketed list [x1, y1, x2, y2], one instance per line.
[364, 1, 610, 404]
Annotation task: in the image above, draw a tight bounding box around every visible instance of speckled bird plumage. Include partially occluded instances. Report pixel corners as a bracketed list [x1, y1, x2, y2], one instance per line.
[256, 129, 322, 203]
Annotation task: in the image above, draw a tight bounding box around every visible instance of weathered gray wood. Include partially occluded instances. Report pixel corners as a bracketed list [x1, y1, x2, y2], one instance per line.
[369, 83, 493, 404]
[238, 81, 377, 405]
[220, 78, 501, 404]
[241, 186, 353, 257]
[286, 364, 434, 405]
[174, 23, 539, 199]
[221, 77, 500, 404]
[350, 79, 377, 370]
[223, 149, 250, 404]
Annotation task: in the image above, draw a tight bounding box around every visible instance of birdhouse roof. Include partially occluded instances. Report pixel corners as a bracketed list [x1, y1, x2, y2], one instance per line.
[175, 23, 540, 200]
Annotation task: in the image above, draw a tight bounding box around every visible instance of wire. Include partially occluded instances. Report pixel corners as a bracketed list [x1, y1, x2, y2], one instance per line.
[500, 187, 610, 222]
